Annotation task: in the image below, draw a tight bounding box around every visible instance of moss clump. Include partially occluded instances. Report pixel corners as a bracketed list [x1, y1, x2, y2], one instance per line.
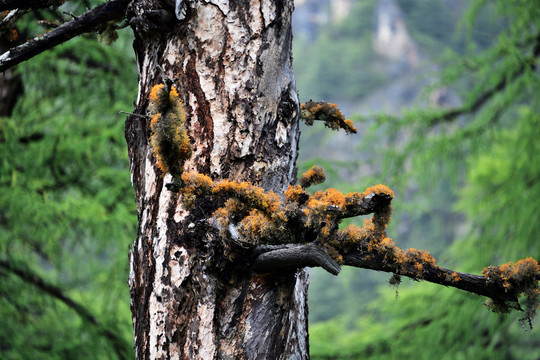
[299, 165, 326, 188]
[285, 184, 310, 204]
[483, 257, 540, 323]
[149, 84, 192, 177]
[300, 101, 357, 134]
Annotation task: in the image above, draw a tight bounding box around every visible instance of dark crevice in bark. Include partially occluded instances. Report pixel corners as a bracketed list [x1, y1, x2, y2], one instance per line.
[184, 55, 214, 174]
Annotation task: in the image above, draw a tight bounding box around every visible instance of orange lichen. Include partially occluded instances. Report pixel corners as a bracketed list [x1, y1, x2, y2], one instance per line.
[362, 184, 395, 198]
[180, 172, 214, 208]
[483, 257, 540, 292]
[285, 185, 309, 204]
[445, 271, 462, 283]
[238, 209, 272, 243]
[299, 165, 326, 188]
[398, 249, 437, 278]
[212, 180, 280, 214]
[300, 101, 357, 134]
[149, 84, 165, 104]
[339, 216, 441, 281]
[149, 83, 192, 177]
[482, 257, 540, 322]
[310, 188, 346, 207]
[344, 119, 357, 133]
[167, 162, 398, 264]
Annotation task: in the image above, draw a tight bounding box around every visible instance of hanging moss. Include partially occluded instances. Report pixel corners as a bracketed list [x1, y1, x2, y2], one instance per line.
[148, 83, 192, 177]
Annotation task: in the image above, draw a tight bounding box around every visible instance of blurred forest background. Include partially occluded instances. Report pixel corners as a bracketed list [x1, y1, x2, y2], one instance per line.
[1, 0, 539, 359]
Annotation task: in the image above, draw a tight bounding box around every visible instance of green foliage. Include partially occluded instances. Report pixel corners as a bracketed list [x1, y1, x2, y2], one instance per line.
[293, 2, 386, 102]
[0, 7, 137, 358]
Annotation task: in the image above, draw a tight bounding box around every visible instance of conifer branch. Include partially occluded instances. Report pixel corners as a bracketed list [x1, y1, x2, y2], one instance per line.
[426, 31, 540, 127]
[0, 258, 130, 359]
[0, 0, 129, 72]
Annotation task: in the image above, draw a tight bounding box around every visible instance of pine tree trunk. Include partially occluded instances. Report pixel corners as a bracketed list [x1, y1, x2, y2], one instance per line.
[125, 1, 308, 358]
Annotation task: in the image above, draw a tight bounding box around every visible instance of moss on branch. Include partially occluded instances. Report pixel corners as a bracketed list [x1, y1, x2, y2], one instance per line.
[300, 101, 357, 134]
[147, 85, 540, 325]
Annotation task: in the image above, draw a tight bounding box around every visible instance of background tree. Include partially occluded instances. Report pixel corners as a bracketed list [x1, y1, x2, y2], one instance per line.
[0, 1, 538, 359]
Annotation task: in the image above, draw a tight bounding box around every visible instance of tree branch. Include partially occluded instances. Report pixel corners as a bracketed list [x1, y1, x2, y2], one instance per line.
[427, 31, 540, 127]
[0, 258, 130, 359]
[252, 240, 538, 319]
[342, 251, 516, 304]
[0, 0, 129, 72]
[300, 100, 357, 134]
[254, 243, 341, 275]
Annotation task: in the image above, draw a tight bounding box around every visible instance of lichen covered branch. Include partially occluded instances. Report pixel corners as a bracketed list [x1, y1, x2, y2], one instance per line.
[300, 100, 357, 134]
[147, 83, 540, 325]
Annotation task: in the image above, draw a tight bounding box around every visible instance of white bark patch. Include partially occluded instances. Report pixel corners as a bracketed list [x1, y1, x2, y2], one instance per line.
[144, 154, 157, 203]
[170, 245, 190, 287]
[290, 270, 309, 357]
[194, 7, 224, 58]
[186, 92, 207, 163]
[261, 1, 277, 27]
[184, 279, 218, 359]
[209, 111, 230, 174]
[275, 121, 288, 147]
[149, 175, 174, 359]
[137, 53, 151, 104]
[208, 0, 229, 14]
[164, 37, 184, 69]
[196, 302, 217, 359]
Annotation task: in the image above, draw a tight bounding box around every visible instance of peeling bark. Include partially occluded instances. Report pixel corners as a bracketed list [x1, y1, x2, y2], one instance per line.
[125, 1, 306, 358]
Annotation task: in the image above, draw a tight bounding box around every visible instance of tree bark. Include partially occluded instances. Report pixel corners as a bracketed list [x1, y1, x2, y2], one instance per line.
[125, 1, 307, 359]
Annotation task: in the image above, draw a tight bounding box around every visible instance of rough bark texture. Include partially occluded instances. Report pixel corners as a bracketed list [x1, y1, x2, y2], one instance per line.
[125, 1, 307, 358]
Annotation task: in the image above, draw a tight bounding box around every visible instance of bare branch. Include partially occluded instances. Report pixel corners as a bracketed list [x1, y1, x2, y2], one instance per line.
[254, 243, 341, 275]
[0, 0, 129, 72]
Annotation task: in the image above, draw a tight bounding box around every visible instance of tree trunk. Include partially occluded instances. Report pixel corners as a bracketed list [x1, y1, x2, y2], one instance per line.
[125, 1, 308, 359]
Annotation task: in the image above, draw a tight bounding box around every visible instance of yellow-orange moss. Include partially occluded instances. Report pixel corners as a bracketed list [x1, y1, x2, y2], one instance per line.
[340, 220, 440, 280]
[400, 249, 437, 278]
[482, 257, 540, 321]
[285, 185, 309, 203]
[323, 243, 344, 265]
[302, 188, 346, 229]
[180, 171, 214, 208]
[344, 119, 357, 133]
[212, 180, 280, 215]
[342, 223, 374, 248]
[445, 271, 461, 283]
[483, 257, 540, 291]
[238, 209, 272, 243]
[149, 84, 166, 112]
[362, 184, 395, 198]
[148, 83, 192, 177]
[310, 188, 346, 207]
[299, 165, 326, 188]
[300, 101, 357, 134]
